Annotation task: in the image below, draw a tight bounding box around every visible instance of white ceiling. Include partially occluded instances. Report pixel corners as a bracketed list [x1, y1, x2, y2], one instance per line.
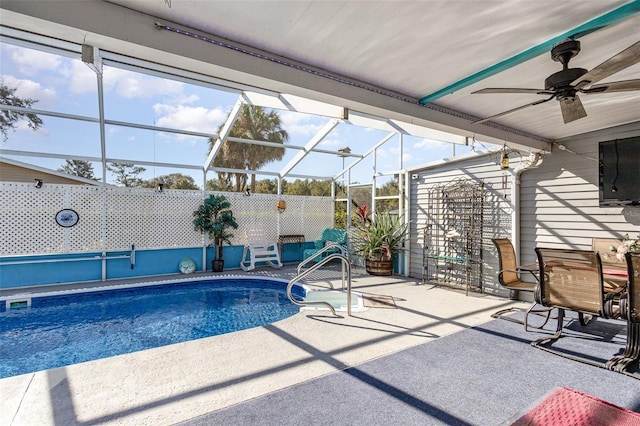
[1, 0, 639, 151]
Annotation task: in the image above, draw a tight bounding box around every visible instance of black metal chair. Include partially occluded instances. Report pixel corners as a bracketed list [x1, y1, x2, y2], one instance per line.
[491, 238, 551, 330]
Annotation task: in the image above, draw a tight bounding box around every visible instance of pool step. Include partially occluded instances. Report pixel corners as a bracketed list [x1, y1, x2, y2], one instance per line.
[303, 289, 367, 312]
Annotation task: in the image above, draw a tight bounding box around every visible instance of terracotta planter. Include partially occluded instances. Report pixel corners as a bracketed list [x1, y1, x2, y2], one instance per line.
[365, 257, 393, 276]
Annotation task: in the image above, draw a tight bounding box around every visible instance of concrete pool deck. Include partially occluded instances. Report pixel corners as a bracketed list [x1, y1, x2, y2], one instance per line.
[1, 265, 526, 425]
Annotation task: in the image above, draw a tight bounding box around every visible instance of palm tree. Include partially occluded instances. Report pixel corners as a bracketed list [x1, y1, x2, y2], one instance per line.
[209, 105, 288, 192]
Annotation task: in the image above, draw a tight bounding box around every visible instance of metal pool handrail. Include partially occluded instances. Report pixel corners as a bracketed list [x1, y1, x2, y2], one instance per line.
[297, 242, 347, 274]
[287, 253, 353, 316]
[0, 244, 136, 269]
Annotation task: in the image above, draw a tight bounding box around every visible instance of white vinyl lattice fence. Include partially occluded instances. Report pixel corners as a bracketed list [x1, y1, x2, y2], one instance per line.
[0, 182, 334, 256]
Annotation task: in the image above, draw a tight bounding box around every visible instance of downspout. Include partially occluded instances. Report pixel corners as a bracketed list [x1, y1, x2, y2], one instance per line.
[511, 152, 543, 264]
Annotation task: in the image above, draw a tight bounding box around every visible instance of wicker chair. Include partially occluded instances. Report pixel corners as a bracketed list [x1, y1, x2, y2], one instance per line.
[491, 238, 552, 330]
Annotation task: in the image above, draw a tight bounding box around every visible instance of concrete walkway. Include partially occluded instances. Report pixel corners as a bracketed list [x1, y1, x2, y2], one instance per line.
[2, 266, 525, 425]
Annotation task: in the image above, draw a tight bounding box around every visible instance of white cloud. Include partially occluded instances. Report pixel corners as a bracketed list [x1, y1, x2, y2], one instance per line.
[60, 61, 99, 94]
[414, 138, 449, 150]
[320, 137, 342, 147]
[1, 75, 56, 108]
[103, 67, 183, 99]
[279, 111, 325, 136]
[153, 104, 227, 134]
[8, 46, 61, 76]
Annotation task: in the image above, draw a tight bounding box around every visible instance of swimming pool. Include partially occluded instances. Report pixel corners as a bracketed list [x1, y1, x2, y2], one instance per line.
[0, 277, 305, 379]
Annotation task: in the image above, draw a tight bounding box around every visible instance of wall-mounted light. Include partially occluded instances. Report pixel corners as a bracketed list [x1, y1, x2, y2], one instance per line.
[34, 179, 43, 188]
[277, 199, 287, 213]
[156, 183, 164, 192]
[500, 145, 510, 169]
[500, 152, 509, 169]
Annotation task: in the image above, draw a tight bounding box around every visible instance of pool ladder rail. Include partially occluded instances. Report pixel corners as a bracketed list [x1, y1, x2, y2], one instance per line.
[287, 244, 352, 316]
[0, 244, 136, 269]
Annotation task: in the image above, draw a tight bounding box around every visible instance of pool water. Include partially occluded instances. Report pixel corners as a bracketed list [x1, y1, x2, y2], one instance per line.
[0, 278, 305, 379]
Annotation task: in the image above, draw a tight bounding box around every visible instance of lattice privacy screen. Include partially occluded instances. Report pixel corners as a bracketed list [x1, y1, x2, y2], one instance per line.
[0, 183, 334, 256]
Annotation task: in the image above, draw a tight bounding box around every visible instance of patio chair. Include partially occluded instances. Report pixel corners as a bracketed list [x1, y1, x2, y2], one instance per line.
[491, 238, 552, 331]
[607, 252, 640, 375]
[531, 247, 614, 369]
[240, 227, 283, 271]
[592, 237, 628, 292]
[302, 228, 347, 263]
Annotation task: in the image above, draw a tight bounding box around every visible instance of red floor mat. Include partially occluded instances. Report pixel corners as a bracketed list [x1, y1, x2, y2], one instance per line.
[512, 387, 640, 426]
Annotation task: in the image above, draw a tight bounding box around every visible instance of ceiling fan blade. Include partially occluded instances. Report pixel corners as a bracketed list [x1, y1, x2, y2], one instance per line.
[472, 88, 549, 95]
[560, 95, 587, 124]
[583, 79, 640, 93]
[572, 41, 640, 89]
[472, 96, 554, 124]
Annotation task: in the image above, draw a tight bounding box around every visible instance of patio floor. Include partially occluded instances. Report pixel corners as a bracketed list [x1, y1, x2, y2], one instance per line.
[0, 265, 577, 425]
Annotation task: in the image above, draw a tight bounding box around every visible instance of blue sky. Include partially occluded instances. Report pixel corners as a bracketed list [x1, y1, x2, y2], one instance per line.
[1, 41, 491, 188]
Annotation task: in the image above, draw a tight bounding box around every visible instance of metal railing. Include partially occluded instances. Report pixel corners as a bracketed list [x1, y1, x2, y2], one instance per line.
[297, 243, 348, 281]
[0, 244, 136, 269]
[287, 252, 353, 316]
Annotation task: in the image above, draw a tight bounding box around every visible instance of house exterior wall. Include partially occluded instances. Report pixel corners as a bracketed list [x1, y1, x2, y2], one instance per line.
[0, 162, 86, 185]
[520, 124, 640, 259]
[409, 152, 518, 297]
[409, 123, 640, 299]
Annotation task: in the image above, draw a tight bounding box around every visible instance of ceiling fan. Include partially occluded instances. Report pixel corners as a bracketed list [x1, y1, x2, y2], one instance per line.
[472, 39, 640, 124]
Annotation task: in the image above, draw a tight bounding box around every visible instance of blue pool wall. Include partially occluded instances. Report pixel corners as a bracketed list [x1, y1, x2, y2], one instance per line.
[0, 242, 313, 290]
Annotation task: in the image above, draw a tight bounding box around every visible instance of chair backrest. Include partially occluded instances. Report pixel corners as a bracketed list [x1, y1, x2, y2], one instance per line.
[245, 228, 270, 245]
[492, 238, 518, 285]
[535, 247, 604, 315]
[626, 252, 640, 323]
[321, 228, 347, 245]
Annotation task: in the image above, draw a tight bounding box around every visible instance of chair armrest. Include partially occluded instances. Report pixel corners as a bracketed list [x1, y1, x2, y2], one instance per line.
[516, 266, 540, 282]
[498, 268, 539, 286]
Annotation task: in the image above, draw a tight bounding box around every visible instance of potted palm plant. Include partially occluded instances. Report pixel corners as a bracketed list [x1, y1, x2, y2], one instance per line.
[193, 194, 238, 272]
[352, 210, 409, 276]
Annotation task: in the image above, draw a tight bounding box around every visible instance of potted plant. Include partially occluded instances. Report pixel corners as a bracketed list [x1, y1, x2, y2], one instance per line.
[351, 209, 410, 276]
[193, 194, 238, 272]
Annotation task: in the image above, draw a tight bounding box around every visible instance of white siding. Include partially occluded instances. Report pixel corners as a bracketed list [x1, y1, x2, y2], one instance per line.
[520, 123, 640, 259]
[409, 151, 522, 296]
[409, 122, 640, 299]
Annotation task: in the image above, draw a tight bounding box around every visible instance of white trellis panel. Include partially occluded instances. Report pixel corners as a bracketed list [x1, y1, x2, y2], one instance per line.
[0, 183, 106, 255]
[231, 193, 280, 243]
[1, 183, 335, 256]
[228, 193, 333, 243]
[302, 196, 334, 238]
[105, 187, 204, 250]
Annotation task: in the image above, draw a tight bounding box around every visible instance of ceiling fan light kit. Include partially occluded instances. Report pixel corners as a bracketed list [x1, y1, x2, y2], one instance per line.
[472, 39, 640, 125]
